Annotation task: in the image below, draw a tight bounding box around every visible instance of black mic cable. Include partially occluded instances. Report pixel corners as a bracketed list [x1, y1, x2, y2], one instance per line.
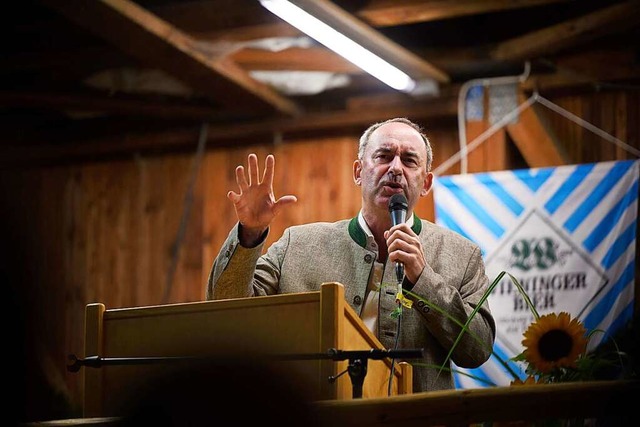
[387, 193, 409, 396]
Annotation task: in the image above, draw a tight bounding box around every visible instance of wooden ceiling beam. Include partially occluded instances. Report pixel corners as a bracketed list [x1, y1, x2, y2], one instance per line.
[0, 96, 458, 168]
[0, 90, 229, 120]
[148, 0, 453, 82]
[522, 49, 640, 92]
[492, 1, 640, 61]
[231, 47, 360, 73]
[150, 0, 571, 33]
[42, 0, 301, 116]
[150, 0, 277, 34]
[192, 23, 301, 42]
[358, 0, 572, 27]
[506, 91, 568, 167]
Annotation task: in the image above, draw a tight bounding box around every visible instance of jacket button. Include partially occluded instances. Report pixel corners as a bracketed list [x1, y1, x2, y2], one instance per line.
[364, 254, 373, 263]
[416, 300, 424, 307]
[353, 295, 363, 306]
[224, 250, 231, 257]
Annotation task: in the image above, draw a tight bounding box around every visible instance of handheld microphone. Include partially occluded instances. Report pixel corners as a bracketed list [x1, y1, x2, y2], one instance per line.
[388, 193, 408, 284]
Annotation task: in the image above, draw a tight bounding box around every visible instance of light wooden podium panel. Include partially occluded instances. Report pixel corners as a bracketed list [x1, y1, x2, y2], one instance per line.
[82, 282, 412, 417]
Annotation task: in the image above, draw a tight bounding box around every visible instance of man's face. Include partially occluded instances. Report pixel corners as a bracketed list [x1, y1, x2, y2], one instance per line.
[353, 122, 433, 216]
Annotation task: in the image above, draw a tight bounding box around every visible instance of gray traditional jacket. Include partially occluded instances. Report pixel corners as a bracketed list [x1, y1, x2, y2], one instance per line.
[206, 216, 496, 393]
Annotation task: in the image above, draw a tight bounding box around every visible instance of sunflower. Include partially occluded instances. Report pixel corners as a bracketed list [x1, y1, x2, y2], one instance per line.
[521, 312, 588, 374]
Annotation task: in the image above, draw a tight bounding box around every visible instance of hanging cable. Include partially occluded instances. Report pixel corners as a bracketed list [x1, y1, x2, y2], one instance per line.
[435, 93, 538, 176]
[535, 95, 640, 158]
[436, 88, 640, 177]
[457, 62, 531, 174]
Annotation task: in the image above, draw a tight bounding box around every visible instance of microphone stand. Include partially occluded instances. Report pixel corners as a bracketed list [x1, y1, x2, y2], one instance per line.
[68, 348, 423, 399]
[323, 348, 422, 398]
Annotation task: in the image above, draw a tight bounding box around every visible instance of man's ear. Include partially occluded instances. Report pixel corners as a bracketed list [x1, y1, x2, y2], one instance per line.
[421, 172, 434, 196]
[353, 160, 362, 185]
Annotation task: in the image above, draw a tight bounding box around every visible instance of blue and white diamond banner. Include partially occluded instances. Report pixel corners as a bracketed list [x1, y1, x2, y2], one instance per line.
[433, 160, 639, 388]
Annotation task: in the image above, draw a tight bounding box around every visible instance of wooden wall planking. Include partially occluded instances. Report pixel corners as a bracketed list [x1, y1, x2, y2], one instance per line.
[3, 90, 639, 420]
[545, 92, 640, 163]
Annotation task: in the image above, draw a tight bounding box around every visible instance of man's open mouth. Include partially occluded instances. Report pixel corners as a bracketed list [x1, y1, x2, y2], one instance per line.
[383, 182, 403, 189]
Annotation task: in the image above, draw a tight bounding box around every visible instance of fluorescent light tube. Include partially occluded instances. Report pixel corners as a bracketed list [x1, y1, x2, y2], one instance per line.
[259, 0, 416, 92]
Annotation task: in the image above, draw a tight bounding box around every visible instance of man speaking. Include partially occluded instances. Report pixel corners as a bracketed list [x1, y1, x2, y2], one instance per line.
[206, 117, 495, 393]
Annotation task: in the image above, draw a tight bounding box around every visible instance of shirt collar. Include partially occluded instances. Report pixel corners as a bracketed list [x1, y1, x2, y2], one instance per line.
[357, 210, 414, 251]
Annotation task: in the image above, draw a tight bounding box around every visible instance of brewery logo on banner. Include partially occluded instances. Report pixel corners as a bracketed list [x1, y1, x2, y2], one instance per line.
[485, 209, 608, 355]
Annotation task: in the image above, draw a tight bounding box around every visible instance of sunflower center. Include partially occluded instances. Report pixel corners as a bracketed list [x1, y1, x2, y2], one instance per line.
[538, 329, 572, 361]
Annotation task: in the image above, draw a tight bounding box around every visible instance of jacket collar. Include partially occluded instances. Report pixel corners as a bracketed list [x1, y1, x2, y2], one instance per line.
[348, 212, 422, 249]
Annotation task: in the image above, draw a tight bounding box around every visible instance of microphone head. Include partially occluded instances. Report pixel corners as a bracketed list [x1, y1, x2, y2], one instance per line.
[388, 193, 408, 213]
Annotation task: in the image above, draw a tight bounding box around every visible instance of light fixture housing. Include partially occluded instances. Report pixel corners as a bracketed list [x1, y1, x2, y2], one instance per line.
[259, 0, 417, 92]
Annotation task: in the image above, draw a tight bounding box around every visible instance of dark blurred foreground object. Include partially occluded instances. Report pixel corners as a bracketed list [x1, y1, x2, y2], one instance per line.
[116, 357, 318, 427]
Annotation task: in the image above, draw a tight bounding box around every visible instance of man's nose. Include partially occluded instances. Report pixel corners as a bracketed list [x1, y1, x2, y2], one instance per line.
[389, 155, 403, 174]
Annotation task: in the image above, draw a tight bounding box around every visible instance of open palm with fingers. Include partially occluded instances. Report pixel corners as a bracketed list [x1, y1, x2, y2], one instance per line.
[228, 153, 297, 240]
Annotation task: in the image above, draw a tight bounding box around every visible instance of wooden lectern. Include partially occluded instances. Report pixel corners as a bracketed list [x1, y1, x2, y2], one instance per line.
[80, 282, 412, 417]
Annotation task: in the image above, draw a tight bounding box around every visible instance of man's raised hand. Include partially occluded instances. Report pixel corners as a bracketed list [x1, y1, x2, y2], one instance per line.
[228, 153, 297, 246]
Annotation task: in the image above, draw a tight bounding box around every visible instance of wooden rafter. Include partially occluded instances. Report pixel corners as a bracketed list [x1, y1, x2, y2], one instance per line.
[0, 96, 458, 166]
[506, 92, 568, 167]
[357, 0, 572, 27]
[492, 1, 640, 61]
[42, 0, 301, 116]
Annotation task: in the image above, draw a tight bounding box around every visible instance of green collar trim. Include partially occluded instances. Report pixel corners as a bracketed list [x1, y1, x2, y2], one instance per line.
[348, 213, 422, 249]
[412, 214, 423, 235]
[348, 217, 368, 248]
